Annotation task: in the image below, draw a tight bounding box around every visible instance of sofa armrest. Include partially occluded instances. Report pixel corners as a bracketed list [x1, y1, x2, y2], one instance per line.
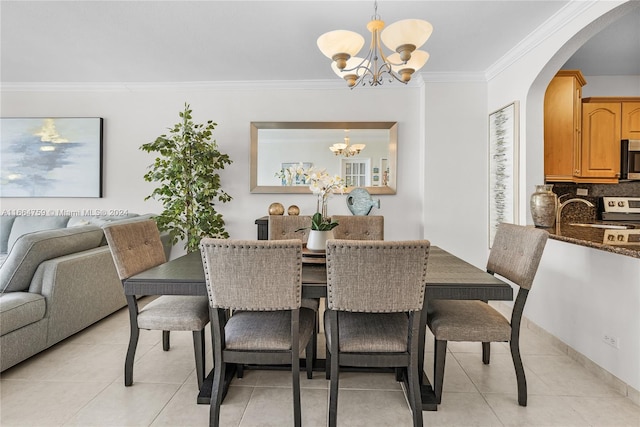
[29, 246, 126, 346]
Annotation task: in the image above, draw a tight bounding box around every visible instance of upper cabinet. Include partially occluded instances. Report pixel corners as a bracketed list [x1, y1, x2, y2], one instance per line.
[622, 102, 640, 139]
[579, 98, 640, 183]
[544, 68, 640, 184]
[579, 100, 621, 182]
[544, 70, 586, 182]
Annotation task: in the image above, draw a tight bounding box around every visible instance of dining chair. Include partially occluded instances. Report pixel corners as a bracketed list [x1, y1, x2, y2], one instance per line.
[267, 215, 312, 242]
[330, 215, 384, 240]
[200, 238, 315, 427]
[324, 239, 431, 427]
[268, 214, 318, 373]
[427, 222, 548, 406]
[103, 219, 209, 388]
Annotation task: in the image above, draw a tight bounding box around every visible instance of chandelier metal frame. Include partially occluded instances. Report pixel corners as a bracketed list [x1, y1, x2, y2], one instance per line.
[317, 1, 432, 88]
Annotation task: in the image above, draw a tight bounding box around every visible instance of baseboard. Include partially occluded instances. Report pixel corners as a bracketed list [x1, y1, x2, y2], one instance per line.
[492, 301, 639, 407]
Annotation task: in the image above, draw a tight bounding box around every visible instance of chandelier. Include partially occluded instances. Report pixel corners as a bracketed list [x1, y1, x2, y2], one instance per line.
[329, 131, 365, 157]
[317, 1, 432, 88]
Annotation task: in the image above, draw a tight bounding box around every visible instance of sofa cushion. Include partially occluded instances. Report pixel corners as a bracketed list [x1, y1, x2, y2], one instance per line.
[0, 216, 17, 254]
[0, 292, 46, 335]
[0, 226, 104, 293]
[7, 216, 71, 251]
[67, 214, 139, 228]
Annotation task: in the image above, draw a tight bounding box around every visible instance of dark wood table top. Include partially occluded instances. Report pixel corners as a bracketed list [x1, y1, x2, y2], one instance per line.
[124, 246, 512, 302]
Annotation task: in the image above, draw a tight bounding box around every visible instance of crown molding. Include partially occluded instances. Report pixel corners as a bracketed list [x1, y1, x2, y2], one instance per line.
[485, 0, 600, 81]
[1, 76, 425, 92]
[419, 72, 487, 83]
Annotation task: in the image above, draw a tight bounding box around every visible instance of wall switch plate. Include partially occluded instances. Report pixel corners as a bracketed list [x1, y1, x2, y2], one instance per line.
[577, 188, 588, 196]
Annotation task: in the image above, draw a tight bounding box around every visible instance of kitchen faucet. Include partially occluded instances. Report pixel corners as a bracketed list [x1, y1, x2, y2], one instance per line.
[556, 198, 595, 234]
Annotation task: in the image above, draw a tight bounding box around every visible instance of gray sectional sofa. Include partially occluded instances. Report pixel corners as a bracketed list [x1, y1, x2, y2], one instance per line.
[0, 214, 168, 372]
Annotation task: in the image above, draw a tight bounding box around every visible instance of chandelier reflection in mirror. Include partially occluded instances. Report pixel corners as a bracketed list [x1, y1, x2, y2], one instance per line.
[317, 1, 432, 88]
[329, 130, 366, 157]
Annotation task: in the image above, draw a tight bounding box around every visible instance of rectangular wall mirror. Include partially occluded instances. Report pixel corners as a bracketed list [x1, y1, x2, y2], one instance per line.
[250, 121, 397, 194]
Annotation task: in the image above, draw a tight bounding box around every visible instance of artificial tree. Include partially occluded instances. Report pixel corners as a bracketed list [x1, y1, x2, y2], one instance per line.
[141, 103, 232, 252]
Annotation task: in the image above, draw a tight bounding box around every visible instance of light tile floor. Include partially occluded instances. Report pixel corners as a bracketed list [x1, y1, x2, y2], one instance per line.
[1, 301, 639, 426]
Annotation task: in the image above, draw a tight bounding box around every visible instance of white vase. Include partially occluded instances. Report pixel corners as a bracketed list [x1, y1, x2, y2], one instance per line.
[307, 230, 333, 252]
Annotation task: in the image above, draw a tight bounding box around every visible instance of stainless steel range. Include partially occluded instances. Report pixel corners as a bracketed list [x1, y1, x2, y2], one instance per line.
[600, 197, 640, 245]
[600, 197, 640, 222]
[603, 229, 640, 245]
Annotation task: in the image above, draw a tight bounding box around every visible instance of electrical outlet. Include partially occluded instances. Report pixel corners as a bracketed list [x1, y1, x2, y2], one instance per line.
[577, 188, 588, 196]
[603, 334, 619, 349]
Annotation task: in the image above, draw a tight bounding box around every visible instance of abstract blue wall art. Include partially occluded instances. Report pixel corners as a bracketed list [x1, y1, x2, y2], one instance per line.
[0, 117, 103, 197]
[488, 102, 519, 248]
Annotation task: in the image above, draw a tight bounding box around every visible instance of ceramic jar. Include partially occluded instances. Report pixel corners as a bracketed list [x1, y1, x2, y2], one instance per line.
[530, 184, 558, 228]
[306, 230, 333, 252]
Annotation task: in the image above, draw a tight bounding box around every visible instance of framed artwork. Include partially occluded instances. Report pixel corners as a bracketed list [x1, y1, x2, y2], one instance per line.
[279, 162, 312, 186]
[488, 102, 519, 248]
[1, 117, 103, 197]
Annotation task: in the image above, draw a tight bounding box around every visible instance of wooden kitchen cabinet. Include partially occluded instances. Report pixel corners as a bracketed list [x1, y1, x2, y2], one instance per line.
[622, 102, 640, 139]
[544, 70, 586, 182]
[577, 97, 640, 183]
[578, 101, 621, 182]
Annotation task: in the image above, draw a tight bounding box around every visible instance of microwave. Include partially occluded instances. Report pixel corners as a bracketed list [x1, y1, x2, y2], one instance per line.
[620, 139, 640, 180]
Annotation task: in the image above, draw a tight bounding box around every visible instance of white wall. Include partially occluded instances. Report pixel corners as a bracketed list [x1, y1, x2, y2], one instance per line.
[532, 240, 640, 391]
[0, 84, 424, 250]
[422, 80, 489, 267]
[581, 75, 640, 97]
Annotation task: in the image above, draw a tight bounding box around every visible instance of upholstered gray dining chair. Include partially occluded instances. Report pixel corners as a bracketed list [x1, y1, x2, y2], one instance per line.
[267, 215, 312, 243]
[324, 239, 431, 427]
[200, 238, 315, 427]
[330, 215, 384, 240]
[427, 223, 548, 406]
[104, 219, 209, 388]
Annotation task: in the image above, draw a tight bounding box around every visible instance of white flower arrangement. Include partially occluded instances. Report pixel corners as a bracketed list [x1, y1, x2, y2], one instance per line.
[275, 163, 346, 228]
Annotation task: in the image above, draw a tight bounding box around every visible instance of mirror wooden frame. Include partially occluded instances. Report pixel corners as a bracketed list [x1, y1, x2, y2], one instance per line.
[250, 121, 397, 194]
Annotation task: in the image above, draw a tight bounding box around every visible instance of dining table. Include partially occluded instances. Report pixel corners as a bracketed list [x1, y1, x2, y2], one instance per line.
[123, 245, 512, 411]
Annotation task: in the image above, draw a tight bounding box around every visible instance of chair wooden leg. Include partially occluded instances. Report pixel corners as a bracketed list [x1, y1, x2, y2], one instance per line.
[325, 343, 331, 380]
[328, 349, 339, 427]
[162, 330, 170, 351]
[193, 329, 206, 389]
[482, 342, 491, 364]
[210, 359, 225, 427]
[433, 339, 447, 404]
[236, 364, 244, 379]
[408, 315, 423, 427]
[305, 333, 314, 380]
[395, 367, 403, 382]
[125, 295, 139, 387]
[408, 355, 423, 427]
[292, 350, 302, 427]
[510, 338, 527, 406]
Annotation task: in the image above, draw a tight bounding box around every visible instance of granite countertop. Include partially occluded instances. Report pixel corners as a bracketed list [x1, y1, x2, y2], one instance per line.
[541, 222, 640, 259]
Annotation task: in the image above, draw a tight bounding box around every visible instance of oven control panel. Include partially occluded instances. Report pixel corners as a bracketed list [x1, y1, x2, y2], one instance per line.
[603, 229, 640, 245]
[602, 197, 640, 213]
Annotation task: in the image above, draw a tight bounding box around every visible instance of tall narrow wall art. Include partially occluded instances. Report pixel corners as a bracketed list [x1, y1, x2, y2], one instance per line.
[488, 102, 519, 248]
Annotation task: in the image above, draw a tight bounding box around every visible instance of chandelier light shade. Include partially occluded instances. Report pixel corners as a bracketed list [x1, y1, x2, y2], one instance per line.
[329, 131, 365, 157]
[317, 1, 433, 88]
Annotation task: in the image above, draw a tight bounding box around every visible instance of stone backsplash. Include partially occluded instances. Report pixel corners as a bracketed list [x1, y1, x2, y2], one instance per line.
[551, 181, 640, 198]
[545, 181, 640, 223]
